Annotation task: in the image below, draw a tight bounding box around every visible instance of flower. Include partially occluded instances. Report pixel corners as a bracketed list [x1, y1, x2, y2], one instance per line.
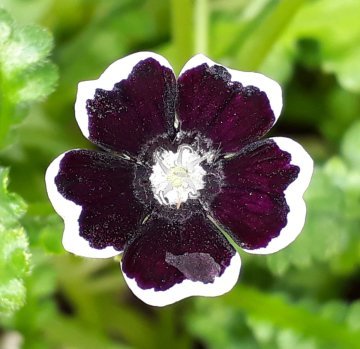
[45, 52, 313, 306]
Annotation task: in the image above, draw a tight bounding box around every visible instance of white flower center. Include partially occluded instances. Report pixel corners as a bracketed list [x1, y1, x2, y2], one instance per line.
[150, 144, 207, 208]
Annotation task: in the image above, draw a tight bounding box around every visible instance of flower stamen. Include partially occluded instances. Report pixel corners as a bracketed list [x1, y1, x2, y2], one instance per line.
[155, 153, 169, 174]
[150, 144, 207, 207]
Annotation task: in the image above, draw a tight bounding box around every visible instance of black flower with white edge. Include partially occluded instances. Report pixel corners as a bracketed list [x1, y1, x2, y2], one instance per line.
[45, 52, 313, 306]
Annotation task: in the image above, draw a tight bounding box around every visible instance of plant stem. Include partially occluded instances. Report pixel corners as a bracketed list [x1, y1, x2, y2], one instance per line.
[236, 0, 307, 71]
[171, 0, 194, 72]
[194, 0, 208, 54]
[0, 73, 12, 149]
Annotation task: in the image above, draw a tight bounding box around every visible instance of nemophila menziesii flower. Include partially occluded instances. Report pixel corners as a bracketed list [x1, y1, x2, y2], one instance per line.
[45, 52, 313, 306]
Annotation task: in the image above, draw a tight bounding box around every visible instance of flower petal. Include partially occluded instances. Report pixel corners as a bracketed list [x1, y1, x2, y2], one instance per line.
[75, 52, 176, 156]
[45, 150, 146, 257]
[177, 54, 282, 153]
[121, 215, 241, 306]
[209, 138, 313, 254]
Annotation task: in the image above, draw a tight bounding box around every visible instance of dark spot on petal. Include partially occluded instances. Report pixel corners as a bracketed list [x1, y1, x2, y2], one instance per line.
[122, 214, 235, 291]
[165, 252, 221, 283]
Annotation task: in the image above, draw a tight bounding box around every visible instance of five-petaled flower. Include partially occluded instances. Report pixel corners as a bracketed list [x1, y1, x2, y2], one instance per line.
[45, 52, 313, 306]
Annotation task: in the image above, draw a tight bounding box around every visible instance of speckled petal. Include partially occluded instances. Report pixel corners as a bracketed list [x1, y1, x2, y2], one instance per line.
[121, 214, 241, 306]
[45, 149, 146, 257]
[75, 52, 176, 156]
[177, 54, 282, 153]
[210, 138, 313, 253]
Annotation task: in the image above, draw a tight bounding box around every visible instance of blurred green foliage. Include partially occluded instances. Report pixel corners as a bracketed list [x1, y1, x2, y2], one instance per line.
[0, 0, 360, 348]
[0, 8, 58, 149]
[0, 168, 30, 317]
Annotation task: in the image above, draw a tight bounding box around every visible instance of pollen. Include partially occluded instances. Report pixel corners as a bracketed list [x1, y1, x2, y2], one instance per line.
[167, 166, 188, 188]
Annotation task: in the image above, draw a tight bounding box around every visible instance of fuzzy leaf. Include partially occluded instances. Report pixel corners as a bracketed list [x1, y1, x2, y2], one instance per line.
[0, 25, 53, 74]
[0, 279, 26, 316]
[13, 62, 58, 103]
[0, 168, 30, 317]
[0, 168, 27, 226]
[0, 9, 58, 148]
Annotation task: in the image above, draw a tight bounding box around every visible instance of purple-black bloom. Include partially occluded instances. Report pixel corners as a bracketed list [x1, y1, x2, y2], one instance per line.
[45, 52, 313, 306]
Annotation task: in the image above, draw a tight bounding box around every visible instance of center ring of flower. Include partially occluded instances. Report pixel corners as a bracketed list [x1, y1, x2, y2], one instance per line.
[150, 144, 206, 208]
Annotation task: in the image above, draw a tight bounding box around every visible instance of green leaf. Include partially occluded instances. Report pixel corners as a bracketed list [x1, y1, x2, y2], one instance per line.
[13, 62, 58, 103]
[0, 25, 53, 74]
[0, 168, 30, 317]
[0, 279, 26, 316]
[227, 286, 360, 349]
[0, 8, 58, 148]
[0, 168, 27, 226]
[189, 287, 360, 349]
[0, 227, 30, 278]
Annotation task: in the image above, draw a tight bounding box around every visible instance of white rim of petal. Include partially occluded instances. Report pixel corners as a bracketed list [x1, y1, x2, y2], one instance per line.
[75, 51, 174, 139]
[122, 253, 241, 307]
[45, 151, 120, 258]
[244, 137, 314, 255]
[179, 54, 283, 121]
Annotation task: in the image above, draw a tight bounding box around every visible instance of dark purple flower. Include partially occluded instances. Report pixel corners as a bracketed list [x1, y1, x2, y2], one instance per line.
[45, 52, 313, 306]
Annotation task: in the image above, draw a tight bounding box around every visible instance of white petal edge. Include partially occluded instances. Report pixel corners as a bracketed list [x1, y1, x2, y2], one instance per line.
[179, 54, 283, 121]
[121, 253, 241, 307]
[75, 51, 174, 139]
[244, 137, 314, 255]
[45, 151, 120, 258]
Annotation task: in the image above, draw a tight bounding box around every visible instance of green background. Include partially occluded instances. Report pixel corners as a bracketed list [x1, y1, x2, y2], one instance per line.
[1, 0, 360, 348]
